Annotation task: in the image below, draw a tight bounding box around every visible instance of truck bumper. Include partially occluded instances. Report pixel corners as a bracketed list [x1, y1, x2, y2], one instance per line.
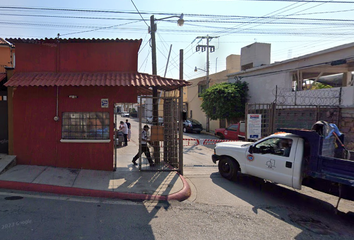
[212, 154, 220, 164]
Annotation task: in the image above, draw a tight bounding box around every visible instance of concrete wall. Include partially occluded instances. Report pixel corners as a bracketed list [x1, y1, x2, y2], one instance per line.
[340, 107, 354, 150]
[226, 55, 241, 73]
[341, 86, 354, 107]
[229, 71, 291, 104]
[240, 42, 270, 70]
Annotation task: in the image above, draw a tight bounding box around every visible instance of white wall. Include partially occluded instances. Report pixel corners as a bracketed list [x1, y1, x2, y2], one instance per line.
[229, 71, 291, 104]
[341, 86, 354, 107]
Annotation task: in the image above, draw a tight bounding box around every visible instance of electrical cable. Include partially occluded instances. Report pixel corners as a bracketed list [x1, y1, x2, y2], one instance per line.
[130, 0, 149, 27]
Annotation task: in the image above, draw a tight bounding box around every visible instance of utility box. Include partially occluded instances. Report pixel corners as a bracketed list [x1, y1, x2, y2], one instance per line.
[150, 126, 164, 141]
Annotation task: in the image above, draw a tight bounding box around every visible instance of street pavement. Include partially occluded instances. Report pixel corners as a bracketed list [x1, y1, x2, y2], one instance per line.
[1, 116, 354, 239]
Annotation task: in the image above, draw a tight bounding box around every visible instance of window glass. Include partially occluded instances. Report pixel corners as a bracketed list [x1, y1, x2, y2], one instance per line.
[239, 122, 245, 132]
[198, 85, 207, 97]
[227, 124, 239, 131]
[253, 137, 292, 157]
[62, 112, 110, 140]
[189, 119, 201, 124]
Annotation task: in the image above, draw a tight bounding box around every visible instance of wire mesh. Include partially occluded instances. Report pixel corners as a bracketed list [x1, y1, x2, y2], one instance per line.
[274, 87, 341, 106]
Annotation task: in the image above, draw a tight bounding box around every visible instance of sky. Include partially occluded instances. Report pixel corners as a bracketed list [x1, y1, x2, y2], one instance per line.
[1, 0, 354, 80]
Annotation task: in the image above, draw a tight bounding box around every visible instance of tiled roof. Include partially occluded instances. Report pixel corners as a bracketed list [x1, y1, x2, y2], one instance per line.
[6, 38, 142, 44]
[0, 73, 6, 82]
[5, 72, 190, 91]
[0, 38, 11, 46]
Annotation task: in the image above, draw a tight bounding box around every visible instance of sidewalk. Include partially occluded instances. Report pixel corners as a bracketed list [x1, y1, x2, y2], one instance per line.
[0, 144, 191, 201]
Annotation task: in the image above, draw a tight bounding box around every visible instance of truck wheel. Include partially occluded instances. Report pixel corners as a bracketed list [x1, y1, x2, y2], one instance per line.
[218, 157, 239, 180]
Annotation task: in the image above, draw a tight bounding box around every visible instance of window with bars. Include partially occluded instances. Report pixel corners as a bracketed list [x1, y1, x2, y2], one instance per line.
[198, 84, 207, 97]
[62, 112, 110, 140]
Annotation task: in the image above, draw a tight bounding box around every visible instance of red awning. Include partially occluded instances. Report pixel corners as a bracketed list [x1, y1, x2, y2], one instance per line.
[5, 72, 190, 91]
[0, 73, 6, 82]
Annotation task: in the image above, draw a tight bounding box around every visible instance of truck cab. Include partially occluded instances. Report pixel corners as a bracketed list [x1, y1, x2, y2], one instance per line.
[214, 121, 245, 140]
[213, 133, 304, 189]
[212, 126, 354, 202]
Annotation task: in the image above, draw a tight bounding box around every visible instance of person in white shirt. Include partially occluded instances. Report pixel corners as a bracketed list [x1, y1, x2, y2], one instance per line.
[119, 121, 128, 146]
[132, 125, 154, 167]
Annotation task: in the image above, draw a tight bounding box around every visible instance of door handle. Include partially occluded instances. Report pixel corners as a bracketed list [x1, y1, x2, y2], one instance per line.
[286, 161, 292, 168]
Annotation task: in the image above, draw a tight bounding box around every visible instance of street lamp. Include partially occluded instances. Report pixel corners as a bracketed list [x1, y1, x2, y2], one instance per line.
[149, 14, 184, 75]
[149, 14, 184, 164]
[194, 66, 207, 72]
[149, 14, 184, 122]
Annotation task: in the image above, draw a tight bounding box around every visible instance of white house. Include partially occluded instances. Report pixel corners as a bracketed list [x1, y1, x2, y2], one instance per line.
[228, 42, 354, 107]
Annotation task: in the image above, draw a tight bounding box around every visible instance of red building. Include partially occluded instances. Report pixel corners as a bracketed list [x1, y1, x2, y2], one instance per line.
[5, 38, 188, 171]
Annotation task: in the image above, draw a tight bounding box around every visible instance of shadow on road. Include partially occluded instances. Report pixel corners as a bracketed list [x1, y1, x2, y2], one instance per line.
[210, 172, 354, 239]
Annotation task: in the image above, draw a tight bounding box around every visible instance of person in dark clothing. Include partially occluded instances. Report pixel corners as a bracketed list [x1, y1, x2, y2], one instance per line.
[132, 125, 154, 167]
[126, 119, 131, 141]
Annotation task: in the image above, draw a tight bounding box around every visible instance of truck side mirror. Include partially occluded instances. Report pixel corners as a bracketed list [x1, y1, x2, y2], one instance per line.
[249, 145, 254, 154]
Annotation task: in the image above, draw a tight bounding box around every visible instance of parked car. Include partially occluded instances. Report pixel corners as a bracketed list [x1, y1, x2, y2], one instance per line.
[121, 112, 130, 117]
[146, 116, 163, 125]
[215, 121, 245, 140]
[183, 119, 202, 133]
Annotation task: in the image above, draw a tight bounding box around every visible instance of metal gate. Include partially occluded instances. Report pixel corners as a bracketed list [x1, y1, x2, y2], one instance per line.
[137, 95, 183, 172]
[246, 103, 340, 138]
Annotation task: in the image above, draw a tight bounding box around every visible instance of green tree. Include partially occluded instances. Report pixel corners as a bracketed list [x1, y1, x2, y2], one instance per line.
[310, 82, 332, 90]
[200, 80, 249, 123]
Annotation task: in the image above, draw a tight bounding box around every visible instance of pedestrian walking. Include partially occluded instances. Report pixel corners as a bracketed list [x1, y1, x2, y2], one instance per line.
[132, 125, 154, 167]
[119, 121, 128, 146]
[126, 119, 131, 141]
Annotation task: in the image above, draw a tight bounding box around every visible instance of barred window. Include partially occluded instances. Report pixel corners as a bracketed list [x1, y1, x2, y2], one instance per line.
[62, 112, 110, 140]
[198, 84, 207, 97]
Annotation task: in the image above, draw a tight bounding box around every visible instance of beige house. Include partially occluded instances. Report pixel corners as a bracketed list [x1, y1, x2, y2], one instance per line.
[187, 55, 241, 132]
[0, 38, 15, 72]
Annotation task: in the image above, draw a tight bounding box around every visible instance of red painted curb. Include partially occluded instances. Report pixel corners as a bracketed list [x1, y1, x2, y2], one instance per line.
[167, 172, 191, 201]
[0, 174, 191, 201]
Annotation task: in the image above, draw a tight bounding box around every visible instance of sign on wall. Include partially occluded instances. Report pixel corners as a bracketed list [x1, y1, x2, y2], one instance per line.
[247, 114, 261, 140]
[101, 99, 109, 108]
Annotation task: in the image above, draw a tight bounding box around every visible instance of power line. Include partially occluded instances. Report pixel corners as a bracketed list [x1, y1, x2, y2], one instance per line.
[246, 0, 354, 3]
[130, 0, 149, 27]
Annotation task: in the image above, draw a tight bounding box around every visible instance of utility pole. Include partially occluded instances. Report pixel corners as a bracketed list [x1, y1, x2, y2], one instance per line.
[196, 35, 219, 132]
[149, 14, 184, 164]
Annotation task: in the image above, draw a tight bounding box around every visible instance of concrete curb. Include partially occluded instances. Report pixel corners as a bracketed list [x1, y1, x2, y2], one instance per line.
[166, 172, 191, 201]
[0, 173, 191, 201]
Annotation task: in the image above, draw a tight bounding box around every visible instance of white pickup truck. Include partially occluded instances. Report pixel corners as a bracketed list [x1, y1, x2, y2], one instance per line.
[212, 127, 354, 202]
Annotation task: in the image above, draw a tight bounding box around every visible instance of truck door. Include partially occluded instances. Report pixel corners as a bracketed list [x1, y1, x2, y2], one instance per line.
[246, 137, 296, 187]
[225, 124, 239, 140]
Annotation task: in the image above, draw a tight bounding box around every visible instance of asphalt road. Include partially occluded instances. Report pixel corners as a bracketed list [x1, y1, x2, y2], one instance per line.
[0, 116, 353, 239]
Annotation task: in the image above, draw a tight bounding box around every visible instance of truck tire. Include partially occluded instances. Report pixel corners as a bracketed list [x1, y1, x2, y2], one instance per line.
[218, 157, 239, 180]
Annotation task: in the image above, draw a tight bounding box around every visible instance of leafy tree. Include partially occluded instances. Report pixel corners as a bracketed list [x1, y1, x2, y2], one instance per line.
[200, 80, 249, 123]
[310, 82, 332, 90]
